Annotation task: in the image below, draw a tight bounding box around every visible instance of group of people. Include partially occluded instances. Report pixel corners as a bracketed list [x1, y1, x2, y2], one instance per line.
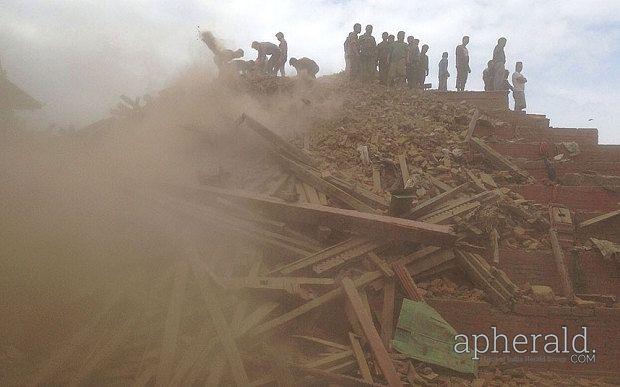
[200, 31, 320, 80]
[343, 25, 528, 111]
[344, 24, 430, 89]
[201, 26, 528, 112]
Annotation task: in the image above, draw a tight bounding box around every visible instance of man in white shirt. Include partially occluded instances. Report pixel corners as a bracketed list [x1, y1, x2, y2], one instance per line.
[512, 61, 527, 112]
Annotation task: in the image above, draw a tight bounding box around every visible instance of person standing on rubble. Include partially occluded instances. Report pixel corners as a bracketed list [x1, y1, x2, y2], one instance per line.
[376, 32, 390, 85]
[289, 57, 320, 80]
[344, 23, 362, 80]
[492, 37, 507, 91]
[455, 36, 471, 91]
[251, 41, 281, 74]
[406, 36, 420, 89]
[482, 60, 494, 91]
[512, 61, 527, 112]
[388, 31, 408, 87]
[418, 44, 429, 89]
[358, 25, 377, 81]
[275, 32, 288, 77]
[438, 52, 450, 91]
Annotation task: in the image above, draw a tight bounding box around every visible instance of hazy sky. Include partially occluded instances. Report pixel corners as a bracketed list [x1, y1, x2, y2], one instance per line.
[1, 0, 619, 142]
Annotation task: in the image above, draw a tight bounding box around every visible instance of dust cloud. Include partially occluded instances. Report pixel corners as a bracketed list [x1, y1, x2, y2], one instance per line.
[0, 61, 341, 381]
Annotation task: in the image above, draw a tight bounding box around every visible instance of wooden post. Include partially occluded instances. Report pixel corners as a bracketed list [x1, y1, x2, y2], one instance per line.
[341, 278, 403, 387]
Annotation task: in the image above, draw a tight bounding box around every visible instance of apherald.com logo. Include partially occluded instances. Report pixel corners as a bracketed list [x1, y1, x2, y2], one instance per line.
[454, 326, 596, 363]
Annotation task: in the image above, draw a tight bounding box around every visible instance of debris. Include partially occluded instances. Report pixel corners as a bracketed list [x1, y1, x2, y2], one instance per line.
[531, 285, 555, 303]
[392, 299, 476, 374]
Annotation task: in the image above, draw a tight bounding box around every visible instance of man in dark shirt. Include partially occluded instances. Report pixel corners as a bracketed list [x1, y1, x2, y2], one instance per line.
[376, 32, 390, 85]
[289, 57, 320, 79]
[275, 32, 288, 77]
[251, 41, 281, 74]
[418, 44, 429, 88]
[358, 25, 377, 81]
[455, 36, 470, 91]
[438, 52, 450, 91]
[344, 23, 362, 80]
[406, 36, 419, 89]
[492, 37, 507, 91]
[388, 31, 408, 87]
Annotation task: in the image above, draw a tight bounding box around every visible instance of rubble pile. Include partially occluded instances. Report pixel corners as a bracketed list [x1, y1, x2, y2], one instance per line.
[8, 73, 619, 386]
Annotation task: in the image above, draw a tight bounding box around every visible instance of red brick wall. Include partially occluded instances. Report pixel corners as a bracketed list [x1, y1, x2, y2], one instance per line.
[428, 299, 620, 372]
[511, 185, 620, 212]
[490, 143, 620, 163]
[475, 127, 598, 145]
[479, 248, 620, 297]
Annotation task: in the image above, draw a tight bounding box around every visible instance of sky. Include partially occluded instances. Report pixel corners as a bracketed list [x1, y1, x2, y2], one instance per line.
[1, 0, 619, 142]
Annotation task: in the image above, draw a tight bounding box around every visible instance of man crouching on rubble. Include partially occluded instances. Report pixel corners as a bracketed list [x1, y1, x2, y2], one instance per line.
[289, 57, 319, 81]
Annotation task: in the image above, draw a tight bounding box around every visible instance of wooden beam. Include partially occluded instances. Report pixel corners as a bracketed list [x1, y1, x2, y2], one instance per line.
[464, 109, 480, 143]
[277, 154, 379, 213]
[367, 252, 395, 277]
[490, 228, 500, 264]
[349, 332, 374, 383]
[397, 154, 410, 187]
[156, 260, 189, 386]
[372, 165, 382, 192]
[578, 209, 620, 229]
[405, 183, 469, 219]
[198, 289, 249, 386]
[549, 228, 575, 300]
[296, 366, 388, 387]
[313, 240, 380, 274]
[172, 184, 457, 245]
[470, 136, 533, 182]
[381, 279, 396, 350]
[239, 113, 319, 167]
[341, 278, 403, 387]
[392, 263, 425, 302]
[272, 237, 372, 275]
[251, 271, 382, 337]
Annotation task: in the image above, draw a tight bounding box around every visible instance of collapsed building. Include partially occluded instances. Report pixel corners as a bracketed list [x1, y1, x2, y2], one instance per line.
[2, 70, 618, 386]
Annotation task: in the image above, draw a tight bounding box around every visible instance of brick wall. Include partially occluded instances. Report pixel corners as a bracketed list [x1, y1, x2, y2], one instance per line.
[432, 90, 509, 111]
[474, 127, 598, 145]
[478, 248, 620, 297]
[428, 299, 620, 372]
[511, 185, 620, 212]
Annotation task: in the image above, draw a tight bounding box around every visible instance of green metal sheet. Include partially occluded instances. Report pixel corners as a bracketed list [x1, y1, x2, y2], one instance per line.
[392, 298, 476, 374]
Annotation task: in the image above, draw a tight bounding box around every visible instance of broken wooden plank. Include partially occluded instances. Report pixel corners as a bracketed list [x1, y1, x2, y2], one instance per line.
[156, 260, 189, 387]
[193, 265, 250, 386]
[173, 185, 457, 245]
[464, 109, 480, 143]
[549, 228, 575, 300]
[251, 271, 383, 337]
[392, 263, 425, 302]
[273, 237, 371, 275]
[313, 239, 380, 274]
[367, 252, 395, 277]
[470, 136, 533, 182]
[578, 209, 620, 229]
[239, 113, 319, 167]
[302, 182, 322, 204]
[341, 278, 403, 387]
[405, 183, 469, 219]
[381, 279, 396, 350]
[296, 366, 387, 387]
[490, 228, 500, 264]
[69, 314, 138, 386]
[291, 335, 350, 351]
[220, 276, 336, 291]
[397, 154, 410, 187]
[278, 154, 379, 213]
[349, 332, 373, 383]
[372, 165, 382, 192]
